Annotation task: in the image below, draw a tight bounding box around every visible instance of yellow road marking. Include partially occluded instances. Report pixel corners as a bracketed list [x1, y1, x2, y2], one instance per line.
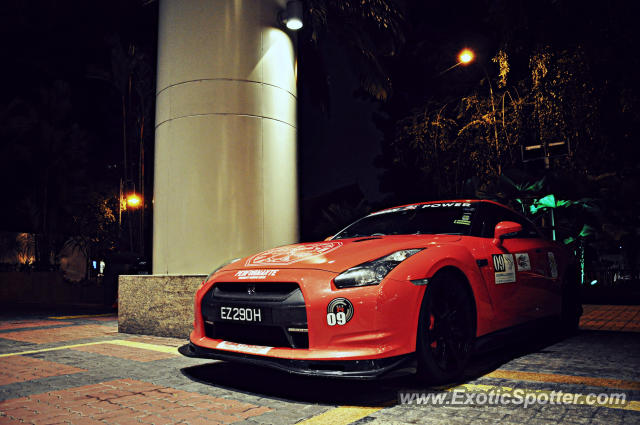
[107, 340, 180, 355]
[297, 406, 383, 425]
[488, 369, 640, 391]
[625, 401, 640, 412]
[0, 339, 178, 358]
[0, 341, 107, 358]
[300, 375, 640, 424]
[48, 313, 115, 319]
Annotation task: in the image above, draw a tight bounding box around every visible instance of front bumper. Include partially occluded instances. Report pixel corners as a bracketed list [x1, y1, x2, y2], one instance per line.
[185, 268, 425, 377]
[179, 341, 415, 379]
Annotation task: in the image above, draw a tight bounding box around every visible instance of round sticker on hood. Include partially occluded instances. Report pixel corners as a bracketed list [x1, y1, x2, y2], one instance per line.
[326, 297, 354, 326]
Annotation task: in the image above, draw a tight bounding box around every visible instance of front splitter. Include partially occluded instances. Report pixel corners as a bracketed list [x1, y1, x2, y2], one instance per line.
[179, 342, 416, 379]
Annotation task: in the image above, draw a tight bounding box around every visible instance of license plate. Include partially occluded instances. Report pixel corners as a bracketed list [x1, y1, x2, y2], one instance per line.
[220, 306, 262, 322]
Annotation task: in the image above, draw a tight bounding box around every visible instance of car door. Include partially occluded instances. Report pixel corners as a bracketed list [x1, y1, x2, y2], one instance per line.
[526, 237, 563, 317]
[476, 203, 545, 327]
[498, 207, 561, 319]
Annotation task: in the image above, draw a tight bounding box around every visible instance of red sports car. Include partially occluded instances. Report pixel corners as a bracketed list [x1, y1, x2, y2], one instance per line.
[179, 200, 581, 383]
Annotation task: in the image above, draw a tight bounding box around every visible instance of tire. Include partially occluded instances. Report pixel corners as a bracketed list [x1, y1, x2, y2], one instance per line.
[416, 271, 476, 385]
[560, 267, 582, 335]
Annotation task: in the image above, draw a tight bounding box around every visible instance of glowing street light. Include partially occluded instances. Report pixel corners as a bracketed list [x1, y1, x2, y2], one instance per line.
[458, 48, 475, 65]
[117, 179, 144, 254]
[438, 48, 477, 75]
[126, 193, 142, 208]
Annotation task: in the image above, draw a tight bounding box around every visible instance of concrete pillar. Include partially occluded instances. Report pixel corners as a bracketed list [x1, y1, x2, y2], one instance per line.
[153, 0, 298, 275]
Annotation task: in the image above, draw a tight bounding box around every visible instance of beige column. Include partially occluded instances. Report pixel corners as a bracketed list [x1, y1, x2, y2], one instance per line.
[153, 0, 298, 275]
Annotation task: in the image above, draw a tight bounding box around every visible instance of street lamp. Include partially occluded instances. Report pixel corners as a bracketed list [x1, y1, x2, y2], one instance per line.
[126, 193, 142, 208]
[458, 48, 475, 65]
[118, 178, 144, 254]
[444, 48, 501, 172]
[439, 48, 476, 75]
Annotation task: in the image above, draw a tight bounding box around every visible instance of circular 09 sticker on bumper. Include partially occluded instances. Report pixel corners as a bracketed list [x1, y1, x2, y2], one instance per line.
[327, 297, 354, 326]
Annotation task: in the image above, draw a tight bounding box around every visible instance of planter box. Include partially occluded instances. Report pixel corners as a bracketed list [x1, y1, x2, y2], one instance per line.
[118, 274, 205, 338]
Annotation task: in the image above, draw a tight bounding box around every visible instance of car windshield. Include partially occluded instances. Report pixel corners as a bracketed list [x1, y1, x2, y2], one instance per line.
[333, 203, 477, 239]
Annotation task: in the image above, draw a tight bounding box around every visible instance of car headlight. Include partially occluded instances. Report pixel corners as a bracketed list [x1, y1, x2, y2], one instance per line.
[204, 258, 241, 284]
[333, 249, 423, 288]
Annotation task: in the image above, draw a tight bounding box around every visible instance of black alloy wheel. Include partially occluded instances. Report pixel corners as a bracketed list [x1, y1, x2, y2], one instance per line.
[417, 271, 476, 384]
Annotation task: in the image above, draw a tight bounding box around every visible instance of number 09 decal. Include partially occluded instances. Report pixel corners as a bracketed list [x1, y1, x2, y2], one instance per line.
[327, 311, 347, 326]
[326, 298, 354, 326]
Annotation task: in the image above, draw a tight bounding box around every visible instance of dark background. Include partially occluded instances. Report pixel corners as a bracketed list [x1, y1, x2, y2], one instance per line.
[1, 0, 639, 279]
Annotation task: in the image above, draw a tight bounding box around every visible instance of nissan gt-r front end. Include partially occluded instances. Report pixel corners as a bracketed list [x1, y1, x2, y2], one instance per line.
[180, 239, 435, 378]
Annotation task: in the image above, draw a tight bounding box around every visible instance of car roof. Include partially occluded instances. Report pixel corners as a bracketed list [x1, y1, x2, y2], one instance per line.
[371, 199, 534, 226]
[374, 199, 505, 214]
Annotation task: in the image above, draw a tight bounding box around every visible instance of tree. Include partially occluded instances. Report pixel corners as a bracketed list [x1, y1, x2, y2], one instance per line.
[0, 81, 91, 267]
[88, 34, 155, 255]
[299, 0, 406, 109]
[65, 191, 120, 275]
[365, 0, 640, 270]
[0, 0, 158, 273]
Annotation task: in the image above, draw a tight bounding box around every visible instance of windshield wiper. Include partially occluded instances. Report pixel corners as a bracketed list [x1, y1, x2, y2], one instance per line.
[334, 233, 364, 240]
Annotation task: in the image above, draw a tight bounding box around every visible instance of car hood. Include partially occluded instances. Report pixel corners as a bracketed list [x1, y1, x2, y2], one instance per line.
[223, 234, 462, 274]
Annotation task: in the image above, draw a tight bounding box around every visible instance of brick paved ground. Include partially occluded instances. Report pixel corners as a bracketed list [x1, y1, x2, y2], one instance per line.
[1, 324, 117, 344]
[0, 321, 70, 331]
[0, 357, 86, 386]
[70, 343, 177, 362]
[0, 306, 638, 425]
[580, 305, 640, 332]
[1, 379, 271, 425]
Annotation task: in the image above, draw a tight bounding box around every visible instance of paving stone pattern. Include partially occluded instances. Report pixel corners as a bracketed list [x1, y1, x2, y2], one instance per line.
[0, 357, 86, 386]
[0, 307, 638, 425]
[70, 344, 177, 362]
[580, 305, 640, 332]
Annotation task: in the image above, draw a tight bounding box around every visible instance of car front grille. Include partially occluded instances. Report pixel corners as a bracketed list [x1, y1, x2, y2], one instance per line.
[211, 282, 300, 301]
[201, 281, 309, 349]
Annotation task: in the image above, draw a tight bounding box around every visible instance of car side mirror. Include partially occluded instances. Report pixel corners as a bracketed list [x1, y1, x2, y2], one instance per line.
[493, 221, 523, 247]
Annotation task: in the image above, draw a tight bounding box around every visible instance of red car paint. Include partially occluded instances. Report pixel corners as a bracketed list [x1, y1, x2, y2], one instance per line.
[184, 200, 571, 373]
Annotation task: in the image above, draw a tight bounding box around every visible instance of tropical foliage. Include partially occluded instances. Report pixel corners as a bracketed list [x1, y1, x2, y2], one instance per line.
[0, 0, 157, 274]
[300, 0, 640, 269]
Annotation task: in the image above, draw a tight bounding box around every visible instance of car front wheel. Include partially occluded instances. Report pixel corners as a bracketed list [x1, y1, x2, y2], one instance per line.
[416, 271, 476, 385]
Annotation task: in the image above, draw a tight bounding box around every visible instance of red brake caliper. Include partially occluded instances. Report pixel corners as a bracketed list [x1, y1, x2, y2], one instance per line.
[429, 313, 437, 348]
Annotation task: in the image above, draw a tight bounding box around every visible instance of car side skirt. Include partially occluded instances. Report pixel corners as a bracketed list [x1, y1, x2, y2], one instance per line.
[473, 315, 560, 354]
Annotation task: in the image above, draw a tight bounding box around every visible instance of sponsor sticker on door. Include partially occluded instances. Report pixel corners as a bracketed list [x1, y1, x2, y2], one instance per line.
[493, 254, 516, 284]
[515, 253, 531, 271]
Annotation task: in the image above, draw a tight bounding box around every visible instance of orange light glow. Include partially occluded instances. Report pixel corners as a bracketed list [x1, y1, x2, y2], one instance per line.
[126, 193, 142, 208]
[458, 48, 475, 65]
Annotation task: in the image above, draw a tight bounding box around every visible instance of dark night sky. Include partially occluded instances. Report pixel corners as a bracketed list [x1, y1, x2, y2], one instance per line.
[1, 0, 639, 242]
[0, 1, 381, 198]
[0, 1, 156, 232]
[299, 37, 384, 202]
[1, 1, 157, 144]
[0, 0, 389, 234]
